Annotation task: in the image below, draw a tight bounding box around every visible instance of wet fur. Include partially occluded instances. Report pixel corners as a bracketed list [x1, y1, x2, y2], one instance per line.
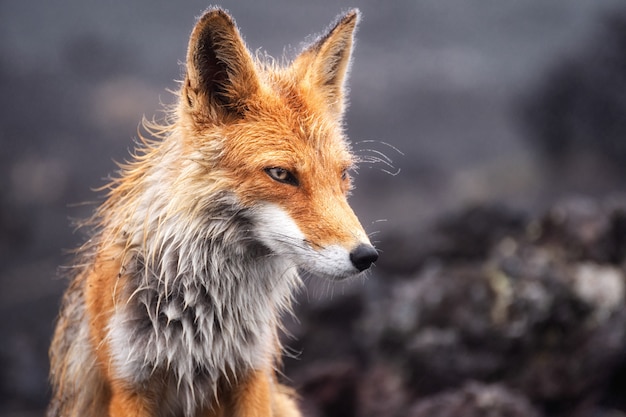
[48, 7, 364, 417]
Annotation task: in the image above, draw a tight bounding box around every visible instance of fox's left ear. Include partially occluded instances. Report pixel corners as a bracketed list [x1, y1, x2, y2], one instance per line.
[294, 10, 359, 118]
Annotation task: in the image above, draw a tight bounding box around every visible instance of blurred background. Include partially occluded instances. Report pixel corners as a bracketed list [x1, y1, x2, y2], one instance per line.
[2, 0, 626, 416]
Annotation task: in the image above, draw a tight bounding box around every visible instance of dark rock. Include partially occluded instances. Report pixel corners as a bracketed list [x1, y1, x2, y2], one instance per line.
[358, 364, 408, 417]
[408, 382, 542, 417]
[375, 204, 527, 276]
[290, 197, 626, 416]
[295, 361, 360, 417]
[535, 197, 626, 264]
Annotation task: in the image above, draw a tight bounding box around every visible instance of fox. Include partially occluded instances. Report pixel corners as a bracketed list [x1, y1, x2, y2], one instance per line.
[47, 6, 377, 417]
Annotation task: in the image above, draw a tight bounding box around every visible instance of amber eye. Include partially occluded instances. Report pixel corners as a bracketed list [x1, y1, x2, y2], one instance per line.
[264, 167, 299, 186]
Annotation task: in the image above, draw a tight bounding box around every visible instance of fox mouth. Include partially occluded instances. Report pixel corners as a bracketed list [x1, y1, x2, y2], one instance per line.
[297, 266, 364, 281]
[250, 203, 376, 280]
[295, 243, 377, 281]
[254, 236, 364, 281]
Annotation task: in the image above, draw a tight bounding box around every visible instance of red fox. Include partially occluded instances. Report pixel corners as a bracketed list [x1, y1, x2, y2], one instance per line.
[47, 7, 377, 417]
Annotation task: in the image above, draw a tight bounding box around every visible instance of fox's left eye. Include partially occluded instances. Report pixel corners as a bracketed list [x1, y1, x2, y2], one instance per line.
[265, 167, 299, 186]
[341, 169, 349, 181]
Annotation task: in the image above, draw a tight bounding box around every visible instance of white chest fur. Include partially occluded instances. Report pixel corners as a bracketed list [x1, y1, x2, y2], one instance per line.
[106, 211, 299, 415]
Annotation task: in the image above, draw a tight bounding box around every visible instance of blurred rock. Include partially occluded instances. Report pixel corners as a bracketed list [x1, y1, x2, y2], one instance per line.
[375, 204, 526, 276]
[295, 361, 360, 417]
[407, 382, 541, 417]
[536, 196, 626, 264]
[290, 196, 626, 416]
[358, 364, 408, 417]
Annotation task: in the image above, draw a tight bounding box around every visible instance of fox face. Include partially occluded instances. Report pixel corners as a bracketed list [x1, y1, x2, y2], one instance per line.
[178, 9, 377, 280]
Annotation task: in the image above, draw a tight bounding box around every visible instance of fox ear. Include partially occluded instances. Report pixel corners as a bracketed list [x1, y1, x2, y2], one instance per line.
[295, 10, 359, 117]
[183, 8, 260, 121]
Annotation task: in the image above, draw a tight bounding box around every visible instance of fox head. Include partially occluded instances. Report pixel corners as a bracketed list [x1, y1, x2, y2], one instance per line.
[177, 8, 377, 280]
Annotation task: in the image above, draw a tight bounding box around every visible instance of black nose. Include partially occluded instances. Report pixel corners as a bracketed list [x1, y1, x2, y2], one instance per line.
[350, 244, 378, 272]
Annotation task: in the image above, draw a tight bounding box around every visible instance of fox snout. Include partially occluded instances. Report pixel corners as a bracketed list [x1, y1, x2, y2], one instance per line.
[252, 203, 377, 280]
[350, 243, 379, 272]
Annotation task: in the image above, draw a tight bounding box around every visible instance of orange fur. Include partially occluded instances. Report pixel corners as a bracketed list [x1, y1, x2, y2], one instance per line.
[48, 7, 373, 417]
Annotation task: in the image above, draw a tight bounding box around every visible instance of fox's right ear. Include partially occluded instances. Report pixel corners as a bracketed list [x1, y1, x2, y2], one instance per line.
[182, 8, 260, 121]
[293, 10, 359, 119]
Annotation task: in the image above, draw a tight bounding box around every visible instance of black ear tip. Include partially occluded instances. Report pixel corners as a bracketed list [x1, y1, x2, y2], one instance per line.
[326, 9, 360, 39]
[196, 7, 236, 29]
[344, 9, 360, 22]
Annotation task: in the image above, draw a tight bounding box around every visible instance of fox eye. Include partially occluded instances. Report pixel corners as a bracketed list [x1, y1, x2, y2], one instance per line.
[265, 167, 299, 186]
[341, 169, 349, 181]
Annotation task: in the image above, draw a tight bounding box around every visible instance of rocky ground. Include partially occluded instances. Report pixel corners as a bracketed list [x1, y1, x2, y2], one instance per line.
[284, 197, 626, 417]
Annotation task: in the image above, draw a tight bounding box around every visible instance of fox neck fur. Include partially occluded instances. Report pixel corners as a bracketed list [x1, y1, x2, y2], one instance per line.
[106, 194, 299, 415]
